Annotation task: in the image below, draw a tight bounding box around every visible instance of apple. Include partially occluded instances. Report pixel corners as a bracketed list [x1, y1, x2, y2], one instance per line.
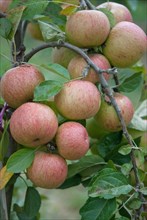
[54, 80, 101, 120]
[94, 93, 134, 132]
[68, 53, 111, 84]
[51, 47, 76, 68]
[86, 117, 109, 139]
[103, 21, 147, 68]
[27, 23, 44, 41]
[97, 2, 133, 24]
[65, 10, 110, 48]
[0, 0, 12, 12]
[27, 151, 68, 189]
[10, 102, 58, 147]
[55, 121, 89, 160]
[0, 64, 45, 108]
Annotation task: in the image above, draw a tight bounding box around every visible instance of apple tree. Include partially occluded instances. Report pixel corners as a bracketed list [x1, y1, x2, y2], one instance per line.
[0, 0, 147, 219]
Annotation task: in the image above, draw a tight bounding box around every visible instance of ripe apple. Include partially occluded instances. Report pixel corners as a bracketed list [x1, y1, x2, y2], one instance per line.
[65, 10, 110, 48]
[27, 151, 68, 189]
[54, 80, 101, 120]
[68, 53, 111, 84]
[103, 21, 147, 68]
[97, 2, 133, 24]
[0, 64, 45, 108]
[10, 102, 58, 147]
[94, 93, 134, 132]
[55, 121, 89, 160]
[51, 47, 76, 68]
[0, 0, 12, 12]
[27, 23, 44, 41]
[86, 117, 109, 139]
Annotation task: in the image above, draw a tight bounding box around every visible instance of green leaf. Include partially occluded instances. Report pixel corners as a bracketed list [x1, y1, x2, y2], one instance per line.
[0, 18, 12, 39]
[42, 63, 70, 80]
[121, 163, 133, 176]
[38, 20, 65, 42]
[119, 72, 143, 93]
[58, 174, 81, 189]
[6, 148, 35, 173]
[13, 203, 37, 220]
[140, 187, 147, 195]
[0, 121, 10, 161]
[7, 6, 26, 40]
[118, 145, 132, 155]
[97, 8, 116, 28]
[80, 197, 117, 220]
[89, 168, 133, 199]
[128, 198, 142, 210]
[33, 80, 63, 102]
[68, 155, 104, 178]
[23, 0, 48, 21]
[24, 187, 41, 218]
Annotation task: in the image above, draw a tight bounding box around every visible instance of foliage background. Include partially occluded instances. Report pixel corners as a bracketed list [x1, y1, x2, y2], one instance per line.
[0, 0, 146, 219]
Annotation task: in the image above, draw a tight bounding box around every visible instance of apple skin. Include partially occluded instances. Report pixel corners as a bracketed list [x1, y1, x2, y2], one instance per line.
[51, 47, 76, 68]
[68, 53, 111, 84]
[0, 64, 45, 109]
[97, 2, 133, 24]
[27, 23, 44, 41]
[65, 10, 110, 48]
[55, 121, 89, 160]
[54, 80, 101, 120]
[10, 102, 58, 147]
[86, 117, 109, 139]
[27, 151, 68, 189]
[94, 93, 134, 132]
[0, 0, 12, 12]
[103, 21, 147, 68]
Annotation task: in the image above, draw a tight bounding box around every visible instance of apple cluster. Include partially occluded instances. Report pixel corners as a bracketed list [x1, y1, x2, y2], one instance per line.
[0, 2, 146, 189]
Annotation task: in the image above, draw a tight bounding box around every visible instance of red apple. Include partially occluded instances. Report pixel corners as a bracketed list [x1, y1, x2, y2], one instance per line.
[94, 93, 134, 132]
[10, 102, 58, 147]
[0, 64, 45, 108]
[65, 10, 110, 48]
[56, 121, 89, 160]
[54, 80, 101, 120]
[27, 23, 44, 41]
[103, 21, 147, 68]
[27, 151, 68, 189]
[68, 53, 111, 83]
[0, 0, 12, 12]
[97, 2, 133, 24]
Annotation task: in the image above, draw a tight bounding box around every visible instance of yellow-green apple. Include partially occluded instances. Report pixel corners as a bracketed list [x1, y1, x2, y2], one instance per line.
[54, 80, 101, 120]
[86, 117, 109, 139]
[65, 10, 110, 48]
[94, 93, 134, 132]
[103, 21, 147, 68]
[0, 64, 45, 108]
[55, 121, 89, 160]
[51, 47, 76, 68]
[10, 102, 58, 147]
[97, 2, 133, 24]
[27, 151, 68, 189]
[68, 53, 111, 83]
[27, 23, 44, 41]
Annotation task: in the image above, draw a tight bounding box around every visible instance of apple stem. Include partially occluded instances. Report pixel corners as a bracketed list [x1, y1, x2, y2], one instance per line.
[84, 0, 96, 10]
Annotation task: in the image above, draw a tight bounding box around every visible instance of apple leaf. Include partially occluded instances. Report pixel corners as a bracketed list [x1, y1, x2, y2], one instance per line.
[58, 174, 81, 189]
[118, 72, 143, 93]
[0, 18, 12, 39]
[88, 168, 133, 199]
[33, 80, 63, 102]
[139, 187, 147, 195]
[97, 8, 116, 28]
[67, 155, 104, 178]
[24, 187, 41, 218]
[7, 6, 26, 40]
[128, 113, 147, 131]
[121, 163, 133, 176]
[42, 63, 70, 80]
[6, 148, 35, 173]
[80, 197, 117, 220]
[0, 165, 13, 190]
[60, 5, 77, 16]
[118, 145, 132, 155]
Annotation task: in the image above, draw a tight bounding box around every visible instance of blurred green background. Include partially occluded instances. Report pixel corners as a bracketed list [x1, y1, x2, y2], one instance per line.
[0, 0, 146, 219]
